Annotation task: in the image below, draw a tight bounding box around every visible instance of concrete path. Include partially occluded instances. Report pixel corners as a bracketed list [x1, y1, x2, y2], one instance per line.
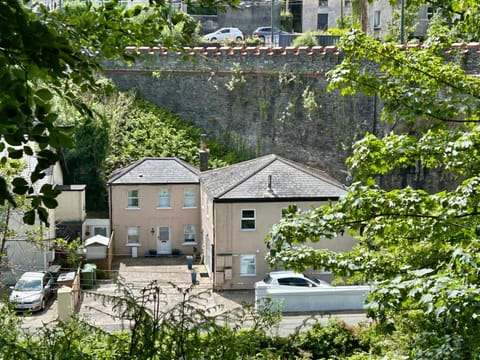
[13, 256, 370, 334]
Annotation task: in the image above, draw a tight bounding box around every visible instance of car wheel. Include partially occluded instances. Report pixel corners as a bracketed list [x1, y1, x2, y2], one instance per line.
[41, 299, 46, 311]
[210, 37, 216, 41]
[236, 36, 243, 41]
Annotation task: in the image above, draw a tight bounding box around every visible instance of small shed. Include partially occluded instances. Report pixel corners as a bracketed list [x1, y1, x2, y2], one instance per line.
[85, 235, 110, 260]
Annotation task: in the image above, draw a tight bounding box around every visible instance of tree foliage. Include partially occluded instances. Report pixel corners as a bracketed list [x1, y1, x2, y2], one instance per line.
[0, 0, 239, 224]
[62, 81, 250, 211]
[0, 280, 380, 359]
[266, 9, 480, 359]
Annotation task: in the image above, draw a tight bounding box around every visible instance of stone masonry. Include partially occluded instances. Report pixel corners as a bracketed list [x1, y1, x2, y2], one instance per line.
[103, 43, 480, 188]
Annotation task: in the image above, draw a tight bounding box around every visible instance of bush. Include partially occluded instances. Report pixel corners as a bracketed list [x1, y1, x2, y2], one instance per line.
[245, 37, 263, 46]
[296, 319, 365, 358]
[291, 31, 318, 47]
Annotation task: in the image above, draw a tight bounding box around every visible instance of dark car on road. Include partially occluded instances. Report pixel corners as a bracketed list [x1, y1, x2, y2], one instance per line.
[252, 27, 289, 40]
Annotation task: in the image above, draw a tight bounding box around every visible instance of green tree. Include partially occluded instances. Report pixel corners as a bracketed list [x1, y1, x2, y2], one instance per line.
[0, 0, 238, 224]
[0, 160, 28, 255]
[60, 82, 249, 212]
[266, 9, 480, 360]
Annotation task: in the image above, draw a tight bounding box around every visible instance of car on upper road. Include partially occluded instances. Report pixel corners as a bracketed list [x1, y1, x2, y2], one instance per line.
[255, 271, 332, 289]
[203, 27, 244, 42]
[252, 27, 289, 40]
[9, 271, 56, 312]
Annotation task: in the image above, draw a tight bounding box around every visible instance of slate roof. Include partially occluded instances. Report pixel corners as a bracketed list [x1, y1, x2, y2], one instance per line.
[200, 154, 346, 201]
[108, 157, 199, 185]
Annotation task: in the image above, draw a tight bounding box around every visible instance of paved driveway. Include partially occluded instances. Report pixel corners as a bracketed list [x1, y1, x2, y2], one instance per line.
[13, 256, 369, 334]
[76, 256, 255, 330]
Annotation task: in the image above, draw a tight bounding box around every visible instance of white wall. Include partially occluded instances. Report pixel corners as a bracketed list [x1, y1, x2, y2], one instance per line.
[255, 284, 370, 312]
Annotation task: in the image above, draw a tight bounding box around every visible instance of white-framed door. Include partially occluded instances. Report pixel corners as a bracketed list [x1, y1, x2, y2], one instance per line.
[156, 226, 172, 254]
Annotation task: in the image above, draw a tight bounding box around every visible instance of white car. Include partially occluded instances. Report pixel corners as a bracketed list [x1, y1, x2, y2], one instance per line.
[203, 27, 244, 42]
[256, 271, 332, 289]
[9, 271, 55, 312]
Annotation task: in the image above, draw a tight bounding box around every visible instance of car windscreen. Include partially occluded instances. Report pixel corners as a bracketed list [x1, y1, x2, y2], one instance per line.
[304, 273, 328, 285]
[278, 277, 313, 287]
[15, 279, 42, 291]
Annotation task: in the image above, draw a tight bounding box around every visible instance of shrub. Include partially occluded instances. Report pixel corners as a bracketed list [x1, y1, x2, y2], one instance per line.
[291, 31, 318, 47]
[296, 319, 365, 358]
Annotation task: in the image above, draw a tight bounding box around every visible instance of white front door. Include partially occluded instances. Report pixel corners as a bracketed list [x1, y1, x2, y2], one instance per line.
[157, 226, 171, 254]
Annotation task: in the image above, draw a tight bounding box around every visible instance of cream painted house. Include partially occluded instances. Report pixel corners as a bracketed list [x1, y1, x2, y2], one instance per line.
[199, 154, 357, 290]
[108, 157, 200, 258]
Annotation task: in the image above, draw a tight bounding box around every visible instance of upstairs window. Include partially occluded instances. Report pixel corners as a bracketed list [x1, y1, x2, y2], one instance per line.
[184, 225, 196, 243]
[241, 209, 256, 230]
[127, 190, 139, 208]
[184, 189, 196, 208]
[158, 189, 170, 208]
[127, 227, 139, 244]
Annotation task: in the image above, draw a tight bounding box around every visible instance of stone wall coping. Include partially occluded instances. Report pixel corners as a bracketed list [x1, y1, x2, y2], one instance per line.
[122, 43, 480, 58]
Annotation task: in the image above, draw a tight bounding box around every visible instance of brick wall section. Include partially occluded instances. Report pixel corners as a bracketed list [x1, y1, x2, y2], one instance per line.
[103, 44, 480, 187]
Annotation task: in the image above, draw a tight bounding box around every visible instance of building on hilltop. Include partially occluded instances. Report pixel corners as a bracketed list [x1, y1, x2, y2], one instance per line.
[199, 154, 357, 289]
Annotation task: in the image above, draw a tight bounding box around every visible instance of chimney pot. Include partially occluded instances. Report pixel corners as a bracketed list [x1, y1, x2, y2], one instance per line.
[199, 134, 208, 172]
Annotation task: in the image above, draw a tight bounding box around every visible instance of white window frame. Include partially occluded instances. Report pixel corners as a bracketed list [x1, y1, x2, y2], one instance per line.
[127, 227, 140, 244]
[158, 189, 170, 208]
[183, 225, 196, 244]
[240, 255, 256, 276]
[241, 209, 256, 231]
[127, 190, 139, 208]
[93, 226, 107, 237]
[373, 10, 381, 29]
[183, 188, 196, 208]
[158, 226, 170, 241]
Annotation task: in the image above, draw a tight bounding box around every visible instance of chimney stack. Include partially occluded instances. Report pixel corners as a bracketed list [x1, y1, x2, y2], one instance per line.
[199, 134, 209, 172]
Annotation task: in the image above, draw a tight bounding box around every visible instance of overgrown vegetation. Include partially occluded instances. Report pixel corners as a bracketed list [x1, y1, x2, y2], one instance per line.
[291, 32, 319, 47]
[267, 0, 480, 357]
[61, 81, 250, 211]
[0, 280, 384, 359]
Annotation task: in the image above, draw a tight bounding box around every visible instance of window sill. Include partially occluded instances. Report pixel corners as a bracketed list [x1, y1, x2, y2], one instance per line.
[182, 242, 197, 246]
[182, 206, 197, 209]
[240, 274, 256, 277]
[241, 229, 256, 231]
[156, 207, 172, 209]
[126, 207, 140, 210]
[125, 243, 141, 247]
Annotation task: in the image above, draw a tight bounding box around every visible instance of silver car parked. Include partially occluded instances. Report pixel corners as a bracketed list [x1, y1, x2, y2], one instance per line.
[9, 271, 55, 312]
[203, 27, 244, 41]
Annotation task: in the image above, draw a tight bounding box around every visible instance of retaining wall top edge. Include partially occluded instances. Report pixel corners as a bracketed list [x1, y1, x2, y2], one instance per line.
[121, 43, 480, 59]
